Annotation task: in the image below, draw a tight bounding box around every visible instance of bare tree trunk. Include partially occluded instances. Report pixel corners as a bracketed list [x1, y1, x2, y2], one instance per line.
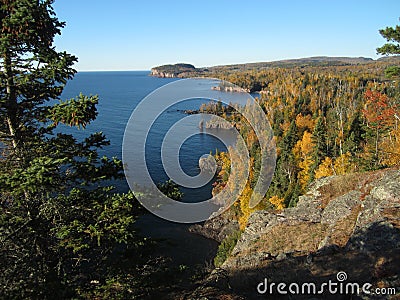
[3, 51, 29, 201]
[3, 51, 19, 154]
[375, 126, 379, 165]
[338, 108, 344, 156]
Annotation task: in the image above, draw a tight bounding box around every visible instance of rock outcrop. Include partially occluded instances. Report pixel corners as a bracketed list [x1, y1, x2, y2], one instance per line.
[150, 63, 198, 78]
[187, 168, 400, 299]
[149, 69, 177, 78]
[190, 211, 240, 243]
[205, 116, 234, 130]
[211, 85, 249, 93]
[198, 155, 218, 175]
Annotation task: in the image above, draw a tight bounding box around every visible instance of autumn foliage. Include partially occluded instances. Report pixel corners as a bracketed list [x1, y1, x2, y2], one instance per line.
[211, 62, 400, 228]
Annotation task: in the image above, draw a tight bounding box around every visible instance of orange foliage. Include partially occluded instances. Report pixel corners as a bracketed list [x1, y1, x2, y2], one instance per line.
[363, 90, 397, 128]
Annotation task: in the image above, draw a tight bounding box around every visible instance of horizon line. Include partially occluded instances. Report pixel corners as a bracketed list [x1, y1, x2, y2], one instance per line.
[74, 54, 396, 72]
[76, 70, 151, 72]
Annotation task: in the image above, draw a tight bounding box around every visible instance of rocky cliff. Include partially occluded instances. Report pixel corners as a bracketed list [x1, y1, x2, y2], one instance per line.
[150, 63, 199, 78]
[187, 168, 400, 299]
[205, 116, 235, 130]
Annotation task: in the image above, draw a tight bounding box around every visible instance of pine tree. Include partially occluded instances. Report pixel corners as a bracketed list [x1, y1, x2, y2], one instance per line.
[377, 20, 400, 77]
[0, 1, 136, 297]
[309, 116, 328, 182]
[344, 112, 365, 155]
[377, 21, 400, 55]
[275, 120, 298, 202]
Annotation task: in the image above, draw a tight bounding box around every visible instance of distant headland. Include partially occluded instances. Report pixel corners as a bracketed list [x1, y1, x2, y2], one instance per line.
[149, 63, 199, 78]
[150, 56, 386, 78]
[150, 56, 400, 78]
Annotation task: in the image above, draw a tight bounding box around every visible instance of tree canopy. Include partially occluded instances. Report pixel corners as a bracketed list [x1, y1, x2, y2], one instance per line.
[0, 0, 136, 297]
[377, 19, 400, 77]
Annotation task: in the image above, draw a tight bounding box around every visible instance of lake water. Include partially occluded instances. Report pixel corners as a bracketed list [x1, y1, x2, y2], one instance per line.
[60, 71, 237, 266]
[61, 72, 236, 199]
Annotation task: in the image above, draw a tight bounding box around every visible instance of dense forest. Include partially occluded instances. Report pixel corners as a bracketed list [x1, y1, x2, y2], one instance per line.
[210, 60, 400, 229]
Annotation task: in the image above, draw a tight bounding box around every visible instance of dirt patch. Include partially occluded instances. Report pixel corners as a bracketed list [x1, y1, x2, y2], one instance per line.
[255, 222, 329, 255]
[329, 204, 362, 247]
[317, 169, 388, 208]
[382, 207, 400, 229]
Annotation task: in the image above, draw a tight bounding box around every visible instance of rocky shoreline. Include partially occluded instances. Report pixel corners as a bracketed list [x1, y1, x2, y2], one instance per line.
[211, 85, 249, 93]
[186, 168, 400, 299]
[189, 211, 239, 243]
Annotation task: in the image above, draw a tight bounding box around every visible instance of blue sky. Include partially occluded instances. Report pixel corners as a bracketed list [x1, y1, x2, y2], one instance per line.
[53, 0, 400, 71]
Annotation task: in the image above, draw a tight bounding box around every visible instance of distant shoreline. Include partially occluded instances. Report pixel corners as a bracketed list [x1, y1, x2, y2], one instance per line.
[149, 56, 400, 78]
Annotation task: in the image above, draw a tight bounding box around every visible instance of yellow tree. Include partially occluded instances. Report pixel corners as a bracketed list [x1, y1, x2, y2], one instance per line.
[212, 151, 231, 195]
[237, 183, 254, 230]
[314, 152, 355, 179]
[293, 131, 315, 190]
[334, 152, 355, 175]
[268, 195, 285, 210]
[295, 113, 315, 131]
[315, 157, 334, 179]
[381, 127, 400, 166]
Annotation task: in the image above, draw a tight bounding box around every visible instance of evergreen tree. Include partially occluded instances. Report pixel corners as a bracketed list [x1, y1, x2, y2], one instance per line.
[0, 1, 136, 297]
[286, 182, 301, 207]
[280, 120, 298, 160]
[344, 112, 365, 155]
[377, 21, 400, 55]
[276, 121, 299, 205]
[309, 116, 327, 182]
[377, 20, 400, 77]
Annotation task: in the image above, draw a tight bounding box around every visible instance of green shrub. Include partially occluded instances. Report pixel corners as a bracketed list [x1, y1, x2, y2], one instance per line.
[214, 231, 242, 267]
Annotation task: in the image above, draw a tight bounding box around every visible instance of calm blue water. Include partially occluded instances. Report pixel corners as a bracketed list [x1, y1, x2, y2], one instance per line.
[60, 71, 231, 202]
[59, 71, 232, 266]
[60, 71, 176, 173]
